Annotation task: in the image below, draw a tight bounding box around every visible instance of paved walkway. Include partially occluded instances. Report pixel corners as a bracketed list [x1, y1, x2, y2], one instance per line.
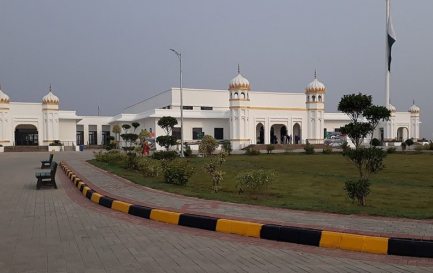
[66, 158, 433, 240]
[0, 151, 432, 273]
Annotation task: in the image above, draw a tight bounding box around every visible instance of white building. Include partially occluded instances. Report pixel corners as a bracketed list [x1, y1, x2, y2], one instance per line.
[0, 71, 421, 150]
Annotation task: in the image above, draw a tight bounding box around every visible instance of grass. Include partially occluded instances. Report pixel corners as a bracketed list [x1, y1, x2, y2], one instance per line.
[89, 153, 433, 219]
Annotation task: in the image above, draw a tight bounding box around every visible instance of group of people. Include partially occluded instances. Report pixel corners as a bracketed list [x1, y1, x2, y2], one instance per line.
[271, 134, 298, 144]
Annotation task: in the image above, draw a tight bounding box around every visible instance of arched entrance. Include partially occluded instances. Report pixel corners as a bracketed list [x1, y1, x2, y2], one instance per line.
[293, 123, 301, 144]
[397, 127, 409, 142]
[256, 123, 264, 144]
[15, 124, 38, 146]
[270, 124, 287, 144]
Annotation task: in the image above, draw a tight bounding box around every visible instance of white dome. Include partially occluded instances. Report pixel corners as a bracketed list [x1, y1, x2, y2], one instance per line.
[42, 86, 59, 104]
[229, 69, 250, 91]
[305, 74, 326, 93]
[409, 104, 420, 113]
[387, 104, 396, 112]
[0, 87, 10, 103]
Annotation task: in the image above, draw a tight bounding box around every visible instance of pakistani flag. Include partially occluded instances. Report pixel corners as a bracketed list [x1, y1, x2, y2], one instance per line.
[387, 11, 396, 72]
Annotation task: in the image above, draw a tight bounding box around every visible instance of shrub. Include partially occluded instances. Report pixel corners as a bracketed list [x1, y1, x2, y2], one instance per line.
[341, 141, 350, 152]
[125, 153, 139, 169]
[245, 147, 261, 155]
[370, 138, 381, 147]
[266, 144, 275, 154]
[152, 151, 178, 160]
[387, 147, 396, 154]
[49, 140, 63, 146]
[94, 150, 127, 163]
[236, 169, 275, 194]
[199, 135, 219, 156]
[405, 138, 414, 147]
[204, 152, 227, 192]
[429, 141, 433, 150]
[401, 142, 407, 151]
[137, 158, 161, 177]
[156, 135, 177, 150]
[304, 141, 315, 154]
[161, 159, 194, 185]
[221, 140, 232, 155]
[322, 145, 333, 154]
[344, 179, 371, 205]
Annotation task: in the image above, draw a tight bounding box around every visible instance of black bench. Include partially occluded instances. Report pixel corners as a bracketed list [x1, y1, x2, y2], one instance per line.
[35, 161, 58, 189]
[41, 154, 54, 169]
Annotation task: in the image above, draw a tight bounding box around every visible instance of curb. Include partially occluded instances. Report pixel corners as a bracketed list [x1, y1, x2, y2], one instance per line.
[60, 161, 433, 259]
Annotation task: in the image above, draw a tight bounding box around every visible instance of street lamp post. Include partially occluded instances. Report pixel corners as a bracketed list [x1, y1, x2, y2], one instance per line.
[170, 49, 184, 157]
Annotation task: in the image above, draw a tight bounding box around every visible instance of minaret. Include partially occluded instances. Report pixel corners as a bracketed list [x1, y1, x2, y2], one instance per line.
[42, 85, 60, 145]
[305, 71, 326, 144]
[228, 66, 251, 150]
[0, 85, 11, 145]
[409, 101, 420, 140]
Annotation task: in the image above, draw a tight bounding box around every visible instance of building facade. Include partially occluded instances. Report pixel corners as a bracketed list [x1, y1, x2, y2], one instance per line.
[0, 71, 422, 150]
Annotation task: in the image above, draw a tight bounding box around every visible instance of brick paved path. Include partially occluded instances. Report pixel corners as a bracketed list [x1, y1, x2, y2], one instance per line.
[1, 152, 432, 273]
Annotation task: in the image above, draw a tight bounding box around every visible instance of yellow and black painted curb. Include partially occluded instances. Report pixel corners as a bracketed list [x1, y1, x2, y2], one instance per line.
[60, 162, 433, 259]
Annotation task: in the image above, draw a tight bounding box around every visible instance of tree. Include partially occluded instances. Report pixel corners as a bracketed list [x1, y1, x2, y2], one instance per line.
[156, 116, 178, 151]
[120, 123, 140, 153]
[338, 93, 391, 206]
[199, 135, 219, 156]
[157, 116, 178, 135]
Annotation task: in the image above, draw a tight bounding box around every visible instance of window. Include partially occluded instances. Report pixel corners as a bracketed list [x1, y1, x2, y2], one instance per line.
[214, 128, 224, 140]
[183, 106, 193, 110]
[172, 127, 181, 140]
[192, 128, 203, 140]
[201, 106, 213, 110]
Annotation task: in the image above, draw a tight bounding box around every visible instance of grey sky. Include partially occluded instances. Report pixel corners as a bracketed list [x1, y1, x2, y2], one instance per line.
[1, 0, 432, 138]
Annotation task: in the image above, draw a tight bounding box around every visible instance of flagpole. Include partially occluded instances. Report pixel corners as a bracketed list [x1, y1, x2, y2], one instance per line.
[385, 0, 390, 108]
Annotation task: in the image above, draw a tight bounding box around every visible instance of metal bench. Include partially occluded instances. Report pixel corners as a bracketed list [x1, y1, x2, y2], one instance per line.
[35, 161, 58, 189]
[41, 154, 54, 169]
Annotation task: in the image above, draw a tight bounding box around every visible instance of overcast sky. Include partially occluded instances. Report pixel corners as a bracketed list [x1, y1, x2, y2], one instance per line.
[1, 0, 432, 138]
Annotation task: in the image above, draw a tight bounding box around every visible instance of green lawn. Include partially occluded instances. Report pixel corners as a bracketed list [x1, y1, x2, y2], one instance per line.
[89, 153, 433, 219]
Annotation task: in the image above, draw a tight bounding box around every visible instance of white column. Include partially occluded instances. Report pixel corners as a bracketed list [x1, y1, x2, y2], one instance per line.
[97, 124, 103, 145]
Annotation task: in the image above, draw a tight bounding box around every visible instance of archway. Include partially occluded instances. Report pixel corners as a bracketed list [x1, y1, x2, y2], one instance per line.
[15, 124, 38, 146]
[293, 123, 301, 144]
[270, 124, 287, 144]
[397, 127, 409, 142]
[256, 123, 264, 144]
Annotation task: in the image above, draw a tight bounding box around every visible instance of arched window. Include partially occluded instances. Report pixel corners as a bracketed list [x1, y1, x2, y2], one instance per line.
[241, 92, 245, 99]
[306, 95, 310, 102]
[230, 92, 232, 99]
[234, 92, 238, 99]
[318, 95, 322, 102]
[312, 95, 316, 102]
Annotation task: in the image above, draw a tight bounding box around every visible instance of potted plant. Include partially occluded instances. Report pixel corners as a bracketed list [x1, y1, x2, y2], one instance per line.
[48, 140, 64, 152]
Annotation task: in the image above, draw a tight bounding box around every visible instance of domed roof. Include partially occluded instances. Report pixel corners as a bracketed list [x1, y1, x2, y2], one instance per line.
[228, 66, 250, 91]
[387, 104, 396, 112]
[305, 72, 326, 93]
[0, 85, 10, 103]
[409, 103, 420, 113]
[42, 85, 59, 104]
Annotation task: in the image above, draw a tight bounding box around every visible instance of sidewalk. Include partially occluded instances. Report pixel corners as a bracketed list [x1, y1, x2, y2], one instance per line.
[65, 159, 433, 240]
